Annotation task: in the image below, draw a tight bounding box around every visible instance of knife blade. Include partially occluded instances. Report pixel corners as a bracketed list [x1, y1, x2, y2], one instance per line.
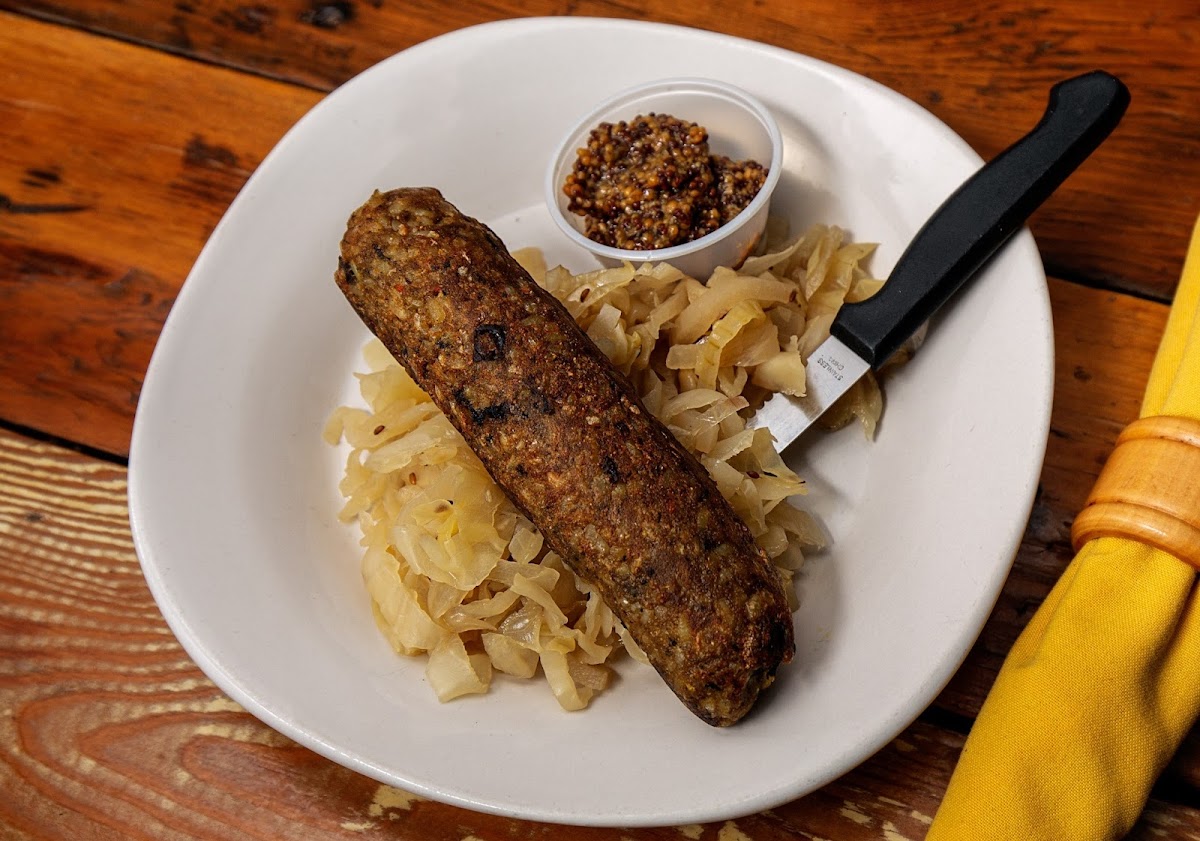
[748, 70, 1130, 449]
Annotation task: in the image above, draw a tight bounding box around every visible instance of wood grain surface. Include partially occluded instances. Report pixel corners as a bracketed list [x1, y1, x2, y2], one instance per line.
[4, 0, 1200, 837]
[6, 0, 1200, 300]
[0, 12, 317, 457]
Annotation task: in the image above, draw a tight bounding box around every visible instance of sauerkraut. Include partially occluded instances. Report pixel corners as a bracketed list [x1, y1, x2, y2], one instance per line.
[325, 221, 881, 709]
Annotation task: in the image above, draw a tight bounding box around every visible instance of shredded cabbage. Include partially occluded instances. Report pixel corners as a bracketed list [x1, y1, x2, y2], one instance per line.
[326, 220, 882, 709]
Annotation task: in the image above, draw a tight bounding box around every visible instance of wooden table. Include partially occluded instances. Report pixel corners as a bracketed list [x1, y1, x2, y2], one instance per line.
[3, 2, 1199, 838]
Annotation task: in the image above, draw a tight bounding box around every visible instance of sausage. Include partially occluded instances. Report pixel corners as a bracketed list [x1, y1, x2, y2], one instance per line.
[334, 187, 794, 726]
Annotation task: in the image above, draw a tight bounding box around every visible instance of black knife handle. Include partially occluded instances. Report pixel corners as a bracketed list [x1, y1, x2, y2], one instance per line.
[830, 70, 1130, 367]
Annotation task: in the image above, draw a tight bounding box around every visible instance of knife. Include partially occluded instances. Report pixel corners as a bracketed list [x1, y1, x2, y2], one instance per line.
[748, 70, 1130, 448]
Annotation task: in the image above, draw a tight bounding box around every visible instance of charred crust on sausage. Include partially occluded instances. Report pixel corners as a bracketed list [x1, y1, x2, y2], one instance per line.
[334, 187, 795, 726]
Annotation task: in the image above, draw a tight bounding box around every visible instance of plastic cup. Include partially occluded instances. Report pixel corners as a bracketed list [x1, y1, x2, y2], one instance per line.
[545, 77, 783, 280]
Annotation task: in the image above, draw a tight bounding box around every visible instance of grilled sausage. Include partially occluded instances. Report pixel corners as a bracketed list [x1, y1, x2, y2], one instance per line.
[335, 187, 794, 726]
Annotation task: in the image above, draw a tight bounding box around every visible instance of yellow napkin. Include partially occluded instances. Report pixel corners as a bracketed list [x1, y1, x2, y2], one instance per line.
[927, 214, 1200, 841]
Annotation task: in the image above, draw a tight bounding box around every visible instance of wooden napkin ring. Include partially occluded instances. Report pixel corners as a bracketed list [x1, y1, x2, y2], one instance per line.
[1071, 415, 1200, 570]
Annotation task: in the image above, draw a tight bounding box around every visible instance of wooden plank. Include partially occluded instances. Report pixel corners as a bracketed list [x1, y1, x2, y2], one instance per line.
[1, 424, 1198, 839]
[0, 13, 319, 456]
[6, 1, 1200, 301]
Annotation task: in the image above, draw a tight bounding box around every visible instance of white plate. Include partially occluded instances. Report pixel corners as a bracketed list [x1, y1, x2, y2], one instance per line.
[128, 18, 1052, 827]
